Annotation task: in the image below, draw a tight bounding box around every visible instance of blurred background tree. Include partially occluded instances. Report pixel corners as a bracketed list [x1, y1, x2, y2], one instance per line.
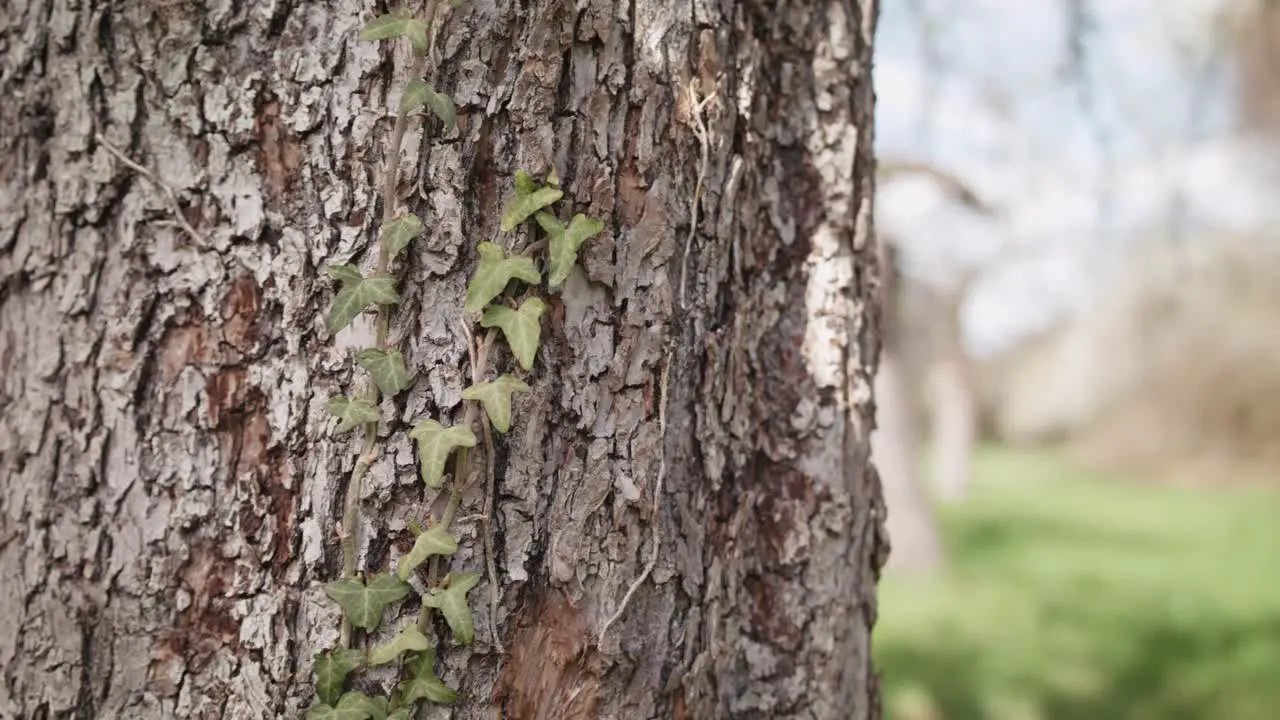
[870, 0, 1280, 717]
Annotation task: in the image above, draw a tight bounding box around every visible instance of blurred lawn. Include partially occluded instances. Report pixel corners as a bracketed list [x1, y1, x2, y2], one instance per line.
[875, 446, 1280, 720]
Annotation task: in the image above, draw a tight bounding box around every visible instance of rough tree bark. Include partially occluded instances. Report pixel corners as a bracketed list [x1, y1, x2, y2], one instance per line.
[0, 1, 886, 718]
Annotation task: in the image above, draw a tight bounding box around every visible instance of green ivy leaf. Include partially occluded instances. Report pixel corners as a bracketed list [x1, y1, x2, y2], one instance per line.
[304, 704, 361, 720]
[480, 297, 545, 371]
[306, 690, 386, 720]
[361, 277, 401, 302]
[501, 184, 564, 232]
[513, 169, 539, 196]
[359, 12, 411, 40]
[368, 625, 433, 666]
[314, 648, 364, 706]
[387, 711, 413, 720]
[356, 348, 412, 397]
[397, 523, 459, 580]
[537, 212, 605, 289]
[359, 11, 429, 55]
[405, 19, 430, 54]
[324, 573, 412, 631]
[422, 572, 480, 645]
[461, 375, 529, 433]
[381, 214, 424, 258]
[397, 650, 460, 705]
[407, 419, 477, 489]
[326, 396, 382, 434]
[327, 269, 401, 334]
[400, 80, 456, 129]
[534, 212, 563, 236]
[464, 243, 541, 314]
[424, 87, 456, 129]
[326, 263, 365, 285]
[349, 692, 389, 720]
[399, 79, 429, 115]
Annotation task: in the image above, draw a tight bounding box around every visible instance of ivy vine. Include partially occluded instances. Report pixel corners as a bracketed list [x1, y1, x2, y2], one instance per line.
[306, 7, 604, 717]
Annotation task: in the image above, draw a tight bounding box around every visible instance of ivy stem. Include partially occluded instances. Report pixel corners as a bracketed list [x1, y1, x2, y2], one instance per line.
[338, 47, 434, 650]
[418, 328, 496, 634]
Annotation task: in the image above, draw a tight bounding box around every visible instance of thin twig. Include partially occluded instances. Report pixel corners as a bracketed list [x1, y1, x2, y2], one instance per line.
[679, 84, 718, 310]
[419, 321, 475, 634]
[479, 376, 503, 653]
[416, 323, 496, 637]
[599, 83, 709, 641]
[338, 441, 380, 646]
[95, 133, 209, 247]
[599, 354, 670, 642]
[467, 327, 504, 652]
[599, 81, 711, 635]
[339, 3, 441, 648]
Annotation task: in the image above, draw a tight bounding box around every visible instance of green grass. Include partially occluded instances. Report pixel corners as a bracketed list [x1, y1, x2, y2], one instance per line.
[875, 446, 1280, 720]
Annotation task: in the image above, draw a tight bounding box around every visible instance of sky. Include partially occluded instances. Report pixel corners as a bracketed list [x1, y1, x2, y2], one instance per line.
[873, 0, 1272, 356]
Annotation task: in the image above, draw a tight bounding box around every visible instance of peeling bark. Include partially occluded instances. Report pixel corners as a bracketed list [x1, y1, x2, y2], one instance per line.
[0, 1, 885, 718]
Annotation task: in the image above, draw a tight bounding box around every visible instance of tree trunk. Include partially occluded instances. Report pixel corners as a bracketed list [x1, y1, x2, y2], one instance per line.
[0, 1, 886, 718]
[928, 294, 975, 503]
[872, 351, 944, 572]
[869, 240, 943, 572]
[929, 355, 976, 502]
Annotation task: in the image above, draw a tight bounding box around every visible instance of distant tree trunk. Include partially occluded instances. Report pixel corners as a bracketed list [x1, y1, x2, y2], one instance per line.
[871, 241, 944, 572]
[876, 160, 990, 506]
[929, 290, 976, 503]
[1234, 0, 1280, 137]
[873, 353, 945, 572]
[0, 1, 886, 718]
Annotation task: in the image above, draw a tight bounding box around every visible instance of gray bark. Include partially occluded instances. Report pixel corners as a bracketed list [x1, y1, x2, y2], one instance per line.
[0, 1, 886, 718]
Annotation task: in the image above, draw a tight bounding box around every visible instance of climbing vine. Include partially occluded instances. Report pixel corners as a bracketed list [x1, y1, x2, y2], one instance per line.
[306, 7, 604, 718]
